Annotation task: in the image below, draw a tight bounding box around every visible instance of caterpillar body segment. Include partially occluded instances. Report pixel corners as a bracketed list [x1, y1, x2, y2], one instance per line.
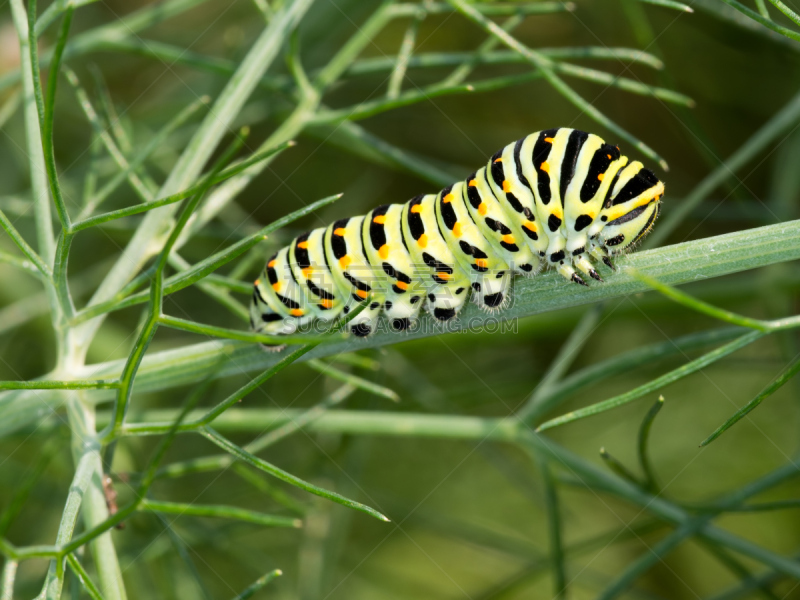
[402, 194, 472, 323]
[250, 128, 665, 344]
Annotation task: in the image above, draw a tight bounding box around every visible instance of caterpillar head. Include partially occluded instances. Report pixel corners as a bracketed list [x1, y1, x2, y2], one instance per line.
[597, 161, 664, 254]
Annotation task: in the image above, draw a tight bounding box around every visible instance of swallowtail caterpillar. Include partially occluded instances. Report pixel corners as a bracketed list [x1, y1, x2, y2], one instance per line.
[250, 128, 665, 347]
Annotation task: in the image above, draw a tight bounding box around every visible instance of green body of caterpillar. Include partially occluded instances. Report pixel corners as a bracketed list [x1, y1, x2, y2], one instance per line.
[250, 128, 665, 343]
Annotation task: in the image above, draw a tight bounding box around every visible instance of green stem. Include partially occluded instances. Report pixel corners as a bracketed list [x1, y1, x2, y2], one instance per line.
[65, 397, 127, 600]
[0, 380, 118, 391]
[8, 0, 55, 266]
[1, 560, 17, 600]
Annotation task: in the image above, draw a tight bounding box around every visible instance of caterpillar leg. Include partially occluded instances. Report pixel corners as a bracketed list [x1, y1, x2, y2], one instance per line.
[555, 262, 588, 287]
[574, 254, 603, 282]
[249, 301, 289, 352]
[510, 256, 542, 278]
[472, 269, 513, 310]
[426, 278, 470, 322]
[346, 298, 383, 337]
[589, 241, 615, 271]
[383, 293, 424, 331]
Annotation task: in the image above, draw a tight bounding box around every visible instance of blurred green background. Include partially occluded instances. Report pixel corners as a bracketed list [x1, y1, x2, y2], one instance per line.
[1, 0, 800, 598]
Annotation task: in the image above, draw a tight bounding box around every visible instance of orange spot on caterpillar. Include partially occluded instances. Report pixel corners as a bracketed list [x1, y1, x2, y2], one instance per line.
[395, 281, 408, 291]
[320, 299, 333, 309]
[334, 228, 346, 236]
[502, 180, 512, 193]
[469, 179, 478, 187]
[373, 215, 386, 224]
[540, 162, 550, 174]
[272, 282, 281, 292]
[597, 173, 605, 181]
[411, 204, 423, 213]
[502, 234, 515, 245]
[494, 157, 502, 163]
[524, 222, 536, 232]
[544, 137, 554, 143]
[254, 279, 261, 286]
[339, 255, 351, 268]
[356, 289, 368, 299]
[452, 222, 462, 237]
[443, 194, 454, 203]
[297, 241, 309, 249]
[417, 233, 428, 248]
[379, 244, 389, 259]
[478, 202, 488, 216]
[436, 272, 451, 281]
[267, 260, 276, 268]
[302, 267, 313, 278]
[290, 309, 304, 317]
[474, 258, 488, 269]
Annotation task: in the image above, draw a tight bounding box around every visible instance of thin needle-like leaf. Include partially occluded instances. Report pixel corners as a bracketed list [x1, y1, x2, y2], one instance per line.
[715, 0, 800, 40]
[200, 426, 390, 522]
[0, 210, 51, 277]
[638, 395, 664, 492]
[307, 359, 400, 402]
[700, 355, 800, 446]
[599, 448, 642, 486]
[766, 0, 800, 27]
[538, 456, 567, 599]
[537, 331, 764, 432]
[629, 269, 771, 331]
[157, 314, 339, 346]
[231, 569, 283, 600]
[139, 499, 301, 528]
[65, 554, 104, 600]
[154, 385, 356, 480]
[38, 6, 74, 233]
[387, 6, 424, 98]
[635, 0, 694, 12]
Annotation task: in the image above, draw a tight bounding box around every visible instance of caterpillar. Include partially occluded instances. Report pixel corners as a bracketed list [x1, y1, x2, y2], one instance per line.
[250, 128, 665, 345]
